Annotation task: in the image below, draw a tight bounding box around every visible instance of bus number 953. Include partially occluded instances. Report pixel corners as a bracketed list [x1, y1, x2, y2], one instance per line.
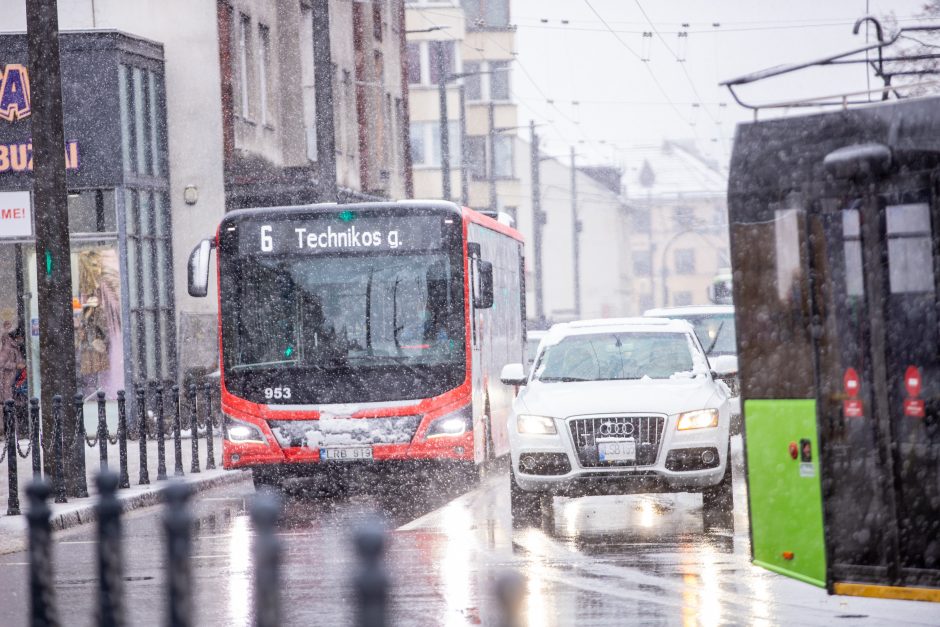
[264, 387, 292, 400]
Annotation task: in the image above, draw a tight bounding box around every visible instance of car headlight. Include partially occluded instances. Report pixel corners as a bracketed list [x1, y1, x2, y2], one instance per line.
[516, 414, 557, 435]
[425, 405, 472, 439]
[676, 409, 719, 431]
[224, 415, 267, 443]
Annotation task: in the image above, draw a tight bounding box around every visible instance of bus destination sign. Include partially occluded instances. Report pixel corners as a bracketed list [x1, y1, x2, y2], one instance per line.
[239, 215, 445, 255]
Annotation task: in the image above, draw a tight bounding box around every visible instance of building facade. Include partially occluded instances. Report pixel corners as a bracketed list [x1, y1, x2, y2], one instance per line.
[622, 141, 730, 314]
[405, 0, 520, 213]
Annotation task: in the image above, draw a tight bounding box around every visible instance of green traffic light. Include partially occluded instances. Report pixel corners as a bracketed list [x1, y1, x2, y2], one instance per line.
[338, 210, 355, 222]
[45, 250, 53, 276]
[285, 346, 294, 358]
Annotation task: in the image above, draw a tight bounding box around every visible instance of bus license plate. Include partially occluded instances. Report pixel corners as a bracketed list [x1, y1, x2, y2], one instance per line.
[320, 447, 374, 462]
[598, 439, 636, 463]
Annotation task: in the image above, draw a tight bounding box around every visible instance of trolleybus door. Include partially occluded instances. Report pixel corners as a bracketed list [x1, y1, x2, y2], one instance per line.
[815, 172, 940, 586]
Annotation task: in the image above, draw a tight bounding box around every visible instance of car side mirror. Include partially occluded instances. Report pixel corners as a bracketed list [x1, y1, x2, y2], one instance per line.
[187, 238, 214, 297]
[500, 363, 527, 386]
[474, 260, 494, 309]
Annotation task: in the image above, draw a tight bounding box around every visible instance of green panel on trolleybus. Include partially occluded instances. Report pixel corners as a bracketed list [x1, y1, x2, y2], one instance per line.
[745, 399, 826, 588]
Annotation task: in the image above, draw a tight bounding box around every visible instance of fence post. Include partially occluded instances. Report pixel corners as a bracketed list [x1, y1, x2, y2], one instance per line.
[30, 397, 41, 479]
[52, 396, 67, 504]
[5, 400, 19, 516]
[96, 390, 109, 472]
[71, 394, 89, 498]
[187, 385, 200, 474]
[155, 385, 167, 481]
[95, 472, 124, 627]
[172, 385, 184, 477]
[251, 491, 282, 627]
[203, 384, 215, 470]
[136, 386, 149, 486]
[117, 391, 130, 489]
[27, 480, 59, 627]
[354, 520, 389, 627]
[494, 570, 525, 627]
[164, 482, 193, 627]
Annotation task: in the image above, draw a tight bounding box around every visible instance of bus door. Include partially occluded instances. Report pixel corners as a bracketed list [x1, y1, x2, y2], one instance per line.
[812, 164, 940, 589]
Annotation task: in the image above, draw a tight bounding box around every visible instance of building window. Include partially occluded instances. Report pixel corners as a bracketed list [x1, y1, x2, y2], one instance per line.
[638, 293, 654, 313]
[673, 205, 695, 230]
[372, 2, 383, 40]
[410, 121, 460, 167]
[300, 6, 317, 161]
[119, 64, 167, 177]
[673, 291, 693, 306]
[428, 40, 455, 85]
[463, 61, 482, 100]
[489, 60, 510, 101]
[492, 134, 513, 178]
[462, 0, 510, 29]
[465, 136, 486, 179]
[237, 14, 252, 118]
[258, 24, 272, 126]
[675, 248, 696, 275]
[406, 42, 421, 85]
[633, 251, 651, 276]
[631, 207, 650, 233]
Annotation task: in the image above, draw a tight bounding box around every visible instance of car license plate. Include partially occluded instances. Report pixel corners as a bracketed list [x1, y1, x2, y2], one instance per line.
[320, 447, 373, 462]
[598, 439, 636, 463]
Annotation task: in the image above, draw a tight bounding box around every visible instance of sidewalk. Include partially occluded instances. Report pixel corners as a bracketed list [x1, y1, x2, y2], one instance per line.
[0, 433, 250, 555]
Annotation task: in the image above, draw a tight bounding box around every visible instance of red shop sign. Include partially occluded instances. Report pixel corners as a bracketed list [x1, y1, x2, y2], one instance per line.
[904, 366, 925, 418]
[843, 367, 863, 418]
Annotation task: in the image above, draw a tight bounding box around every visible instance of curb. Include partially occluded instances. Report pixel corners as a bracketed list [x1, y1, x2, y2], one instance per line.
[0, 470, 251, 556]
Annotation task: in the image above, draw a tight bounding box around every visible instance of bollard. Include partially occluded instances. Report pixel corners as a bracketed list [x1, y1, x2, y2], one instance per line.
[163, 482, 194, 627]
[117, 391, 130, 489]
[96, 390, 109, 471]
[156, 385, 168, 481]
[30, 397, 41, 478]
[136, 386, 150, 486]
[354, 519, 389, 627]
[494, 570, 525, 627]
[52, 396, 67, 504]
[203, 384, 215, 470]
[71, 394, 89, 498]
[187, 385, 200, 474]
[172, 385, 184, 477]
[96, 472, 124, 627]
[27, 481, 60, 627]
[251, 491, 282, 627]
[5, 400, 19, 516]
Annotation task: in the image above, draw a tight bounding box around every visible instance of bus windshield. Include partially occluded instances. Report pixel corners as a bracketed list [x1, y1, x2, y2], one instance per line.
[221, 250, 466, 404]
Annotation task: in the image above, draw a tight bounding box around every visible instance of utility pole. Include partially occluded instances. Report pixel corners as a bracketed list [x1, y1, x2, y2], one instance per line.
[458, 84, 469, 206]
[437, 51, 451, 201]
[570, 146, 582, 317]
[26, 0, 79, 487]
[488, 102, 497, 211]
[530, 120, 545, 323]
[312, 0, 337, 200]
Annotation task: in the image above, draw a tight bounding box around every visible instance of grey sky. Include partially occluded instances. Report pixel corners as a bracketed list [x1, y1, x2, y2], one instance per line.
[511, 0, 930, 169]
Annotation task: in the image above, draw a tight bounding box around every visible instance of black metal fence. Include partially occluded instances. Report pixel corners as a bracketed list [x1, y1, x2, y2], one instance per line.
[22, 471, 525, 627]
[4, 383, 220, 516]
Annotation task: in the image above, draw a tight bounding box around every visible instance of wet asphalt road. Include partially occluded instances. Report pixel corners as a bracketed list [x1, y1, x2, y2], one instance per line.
[1, 438, 938, 626]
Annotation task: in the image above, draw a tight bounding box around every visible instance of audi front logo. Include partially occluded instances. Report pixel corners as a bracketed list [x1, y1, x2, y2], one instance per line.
[599, 421, 634, 437]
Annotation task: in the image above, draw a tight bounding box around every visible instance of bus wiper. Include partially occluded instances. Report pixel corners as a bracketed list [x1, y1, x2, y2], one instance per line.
[365, 267, 374, 356]
[230, 358, 298, 371]
[540, 376, 590, 382]
[705, 321, 724, 355]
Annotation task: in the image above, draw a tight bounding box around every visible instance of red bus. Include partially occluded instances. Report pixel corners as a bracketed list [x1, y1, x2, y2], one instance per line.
[187, 201, 526, 489]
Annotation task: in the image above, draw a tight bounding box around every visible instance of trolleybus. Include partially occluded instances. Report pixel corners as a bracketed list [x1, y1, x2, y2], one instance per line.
[187, 201, 526, 489]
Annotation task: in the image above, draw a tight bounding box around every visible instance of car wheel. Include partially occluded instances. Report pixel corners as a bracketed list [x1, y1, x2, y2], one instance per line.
[702, 446, 734, 521]
[510, 466, 545, 525]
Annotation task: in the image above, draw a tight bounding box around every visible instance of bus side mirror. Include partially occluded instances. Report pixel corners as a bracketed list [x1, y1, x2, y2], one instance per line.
[474, 260, 494, 309]
[187, 238, 214, 297]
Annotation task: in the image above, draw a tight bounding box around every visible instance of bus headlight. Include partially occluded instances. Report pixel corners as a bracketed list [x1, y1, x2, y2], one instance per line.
[676, 409, 719, 431]
[224, 415, 267, 443]
[517, 414, 556, 435]
[425, 406, 473, 439]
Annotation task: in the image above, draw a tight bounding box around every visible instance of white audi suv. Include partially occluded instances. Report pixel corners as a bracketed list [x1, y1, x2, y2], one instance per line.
[500, 317, 733, 523]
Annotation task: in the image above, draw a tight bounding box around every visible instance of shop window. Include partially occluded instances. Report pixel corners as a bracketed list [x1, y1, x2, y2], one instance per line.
[119, 64, 167, 177]
[68, 190, 116, 234]
[119, 65, 132, 173]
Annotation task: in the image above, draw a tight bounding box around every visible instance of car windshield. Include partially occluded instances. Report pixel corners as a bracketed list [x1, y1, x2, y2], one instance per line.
[532, 332, 696, 382]
[685, 314, 737, 356]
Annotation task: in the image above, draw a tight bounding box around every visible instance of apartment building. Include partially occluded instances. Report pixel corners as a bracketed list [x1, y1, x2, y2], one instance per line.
[405, 0, 520, 213]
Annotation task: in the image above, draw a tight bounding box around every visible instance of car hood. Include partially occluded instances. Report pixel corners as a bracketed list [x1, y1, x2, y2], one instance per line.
[516, 377, 720, 418]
